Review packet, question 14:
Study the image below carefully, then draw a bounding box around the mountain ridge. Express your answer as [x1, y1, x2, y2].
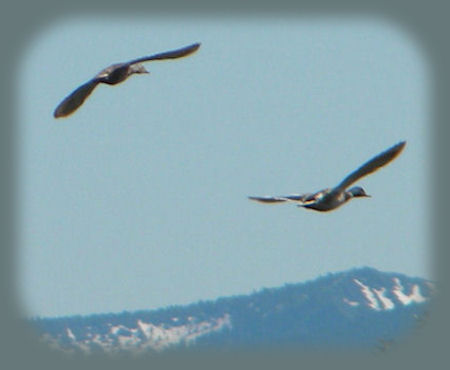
[31, 266, 433, 354]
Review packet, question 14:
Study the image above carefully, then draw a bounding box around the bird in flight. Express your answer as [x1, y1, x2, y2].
[53, 42, 201, 118]
[248, 141, 406, 212]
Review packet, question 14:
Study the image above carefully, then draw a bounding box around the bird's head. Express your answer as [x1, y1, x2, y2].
[348, 186, 371, 198]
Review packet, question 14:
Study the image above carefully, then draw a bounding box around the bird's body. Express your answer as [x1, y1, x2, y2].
[249, 141, 406, 212]
[94, 63, 136, 85]
[53, 42, 200, 118]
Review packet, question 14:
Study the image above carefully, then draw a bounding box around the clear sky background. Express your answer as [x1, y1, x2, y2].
[16, 15, 430, 318]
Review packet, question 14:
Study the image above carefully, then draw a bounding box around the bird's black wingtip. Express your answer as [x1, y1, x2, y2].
[53, 104, 75, 118]
[394, 140, 407, 152]
[53, 109, 62, 119]
[53, 105, 69, 118]
[381, 140, 407, 162]
[189, 42, 201, 51]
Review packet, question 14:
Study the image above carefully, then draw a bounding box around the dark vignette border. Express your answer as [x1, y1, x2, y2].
[1, 1, 448, 370]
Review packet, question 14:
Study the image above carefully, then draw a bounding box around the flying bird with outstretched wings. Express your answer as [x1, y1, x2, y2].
[53, 42, 201, 118]
[249, 141, 406, 212]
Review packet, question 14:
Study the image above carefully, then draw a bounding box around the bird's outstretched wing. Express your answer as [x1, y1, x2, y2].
[248, 194, 311, 204]
[53, 79, 100, 118]
[127, 43, 201, 65]
[334, 141, 406, 192]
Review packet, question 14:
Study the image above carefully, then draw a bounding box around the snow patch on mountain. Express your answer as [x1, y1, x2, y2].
[392, 278, 427, 305]
[373, 287, 395, 310]
[353, 279, 381, 310]
[40, 313, 232, 354]
[66, 327, 76, 341]
[342, 298, 360, 307]
[343, 276, 431, 311]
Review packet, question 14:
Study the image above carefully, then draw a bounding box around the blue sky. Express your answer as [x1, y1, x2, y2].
[16, 16, 430, 318]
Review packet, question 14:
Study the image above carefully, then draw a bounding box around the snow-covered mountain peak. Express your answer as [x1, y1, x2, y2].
[342, 273, 432, 312]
